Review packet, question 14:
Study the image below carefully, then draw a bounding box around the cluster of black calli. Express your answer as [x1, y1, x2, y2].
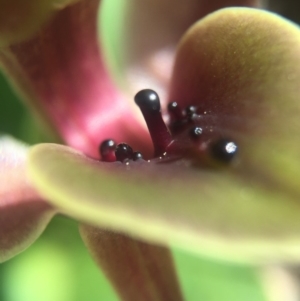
[99, 89, 238, 166]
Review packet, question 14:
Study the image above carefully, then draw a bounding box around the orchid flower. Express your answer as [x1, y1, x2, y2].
[1, 0, 300, 300]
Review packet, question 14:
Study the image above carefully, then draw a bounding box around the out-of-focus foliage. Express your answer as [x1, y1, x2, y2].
[0, 73, 27, 140]
[0, 211, 119, 301]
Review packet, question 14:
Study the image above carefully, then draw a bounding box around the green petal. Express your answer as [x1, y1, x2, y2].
[28, 143, 300, 263]
[169, 7, 300, 208]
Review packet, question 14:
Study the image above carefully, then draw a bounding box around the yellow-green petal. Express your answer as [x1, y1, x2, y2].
[28, 143, 300, 264]
[0, 0, 78, 46]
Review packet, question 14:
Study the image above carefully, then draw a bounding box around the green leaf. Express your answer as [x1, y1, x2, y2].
[173, 248, 266, 301]
[1, 216, 119, 301]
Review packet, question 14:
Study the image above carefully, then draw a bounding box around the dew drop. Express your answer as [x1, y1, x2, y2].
[185, 105, 197, 116]
[168, 101, 184, 120]
[189, 127, 203, 139]
[99, 139, 116, 162]
[133, 151, 143, 161]
[210, 139, 238, 163]
[115, 143, 134, 162]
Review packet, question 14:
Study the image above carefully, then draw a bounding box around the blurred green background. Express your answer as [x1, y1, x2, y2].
[1, 0, 299, 300]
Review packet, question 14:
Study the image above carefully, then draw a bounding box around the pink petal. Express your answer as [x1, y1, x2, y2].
[0, 136, 55, 262]
[0, 0, 151, 158]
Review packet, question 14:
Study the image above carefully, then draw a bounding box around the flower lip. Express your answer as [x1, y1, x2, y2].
[28, 142, 300, 264]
